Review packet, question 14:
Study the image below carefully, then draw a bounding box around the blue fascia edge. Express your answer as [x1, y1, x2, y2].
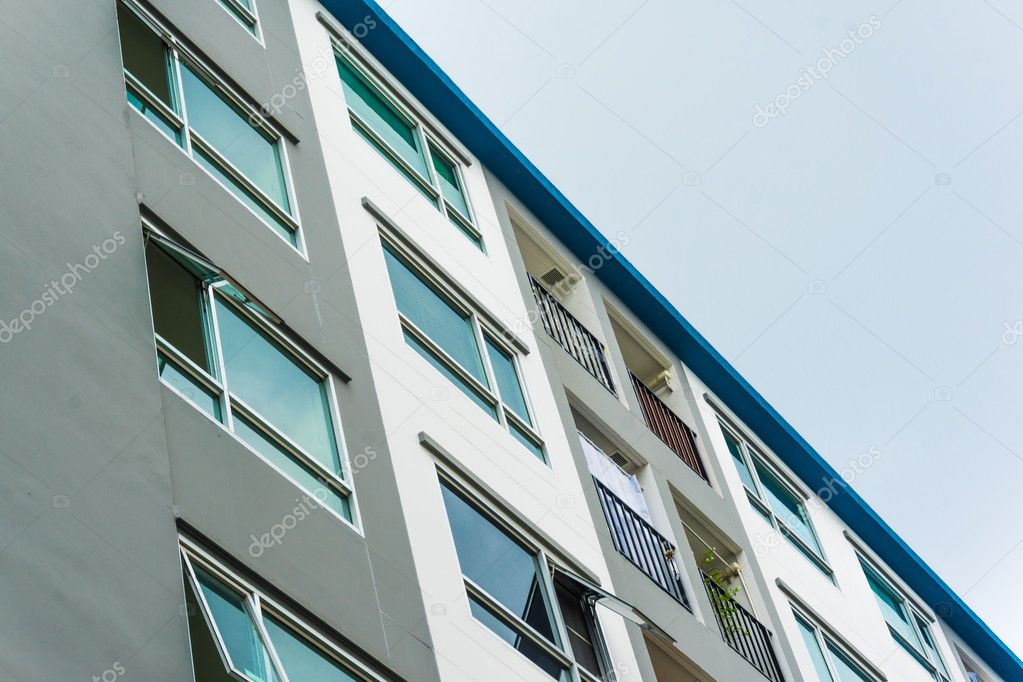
[322, 1, 1023, 677]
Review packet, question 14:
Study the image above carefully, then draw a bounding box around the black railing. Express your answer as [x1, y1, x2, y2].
[530, 277, 616, 394]
[593, 477, 689, 607]
[702, 571, 784, 682]
[630, 372, 708, 481]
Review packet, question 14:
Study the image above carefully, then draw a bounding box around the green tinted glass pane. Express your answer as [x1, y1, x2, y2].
[485, 337, 529, 423]
[180, 65, 289, 211]
[193, 149, 295, 244]
[915, 614, 948, 676]
[351, 124, 437, 206]
[509, 420, 545, 463]
[233, 417, 352, 521]
[127, 87, 181, 143]
[864, 568, 919, 647]
[430, 147, 469, 218]
[336, 57, 428, 179]
[184, 573, 238, 682]
[468, 596, 569, 681]
[721, 428, 756, 492]
[383, 246, 487, 385]
[215, 298, 340, 473]
[116, 4, 173, 106]
[827, 643, 872, 682]
[754, 460, 821, 555]
[263, 615, 358, 682]
[440, 483, 557, 644]
[194, 568, 279, 682]
[158, 356, 222, 421]
[795, 614, 834, 682]
[403, 331, 497, 419]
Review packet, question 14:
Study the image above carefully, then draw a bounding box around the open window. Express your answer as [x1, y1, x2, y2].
[144, 223, 355, 523]
[181, 542, 376, 682]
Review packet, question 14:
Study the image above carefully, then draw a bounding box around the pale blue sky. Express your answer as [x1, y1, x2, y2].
[383, 0, 1023, 655]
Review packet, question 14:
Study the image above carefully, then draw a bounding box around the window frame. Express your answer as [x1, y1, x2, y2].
[858, 556, 951, 681]
[437, 475, 613, 682]
[333, 44, 483, 249]
[145, 225, 357, 529]
[718, 419, 834, 579]
[792, 606, 881, 682]
[216, 0, 262, 39]
[117, 0, 302, 253]
[381, 237, 546, 462]
[179, 537, 385, 682]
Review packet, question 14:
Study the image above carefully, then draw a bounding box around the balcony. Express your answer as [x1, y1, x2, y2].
[593, 477, 690, 608]
[530, 276, 616, 394]
[702, 571, 784, 682]
[630, 372, 708, 481]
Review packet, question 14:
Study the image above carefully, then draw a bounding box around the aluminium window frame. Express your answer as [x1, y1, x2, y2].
[791, 604, 882, 682]
[332, 42, 483, 248]
[857, 554, 951, 681]
[117, 0, 303, 255]
[179, 536, 385, 682]
[216, 0, 263, 41]
[144, 224, 358, 531]
[717, 418, 834, 579]
[437, 473, 612, 682]
[381, 234, 546, 462]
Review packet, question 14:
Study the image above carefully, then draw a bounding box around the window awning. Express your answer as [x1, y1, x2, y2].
[551, 564, 675, 645]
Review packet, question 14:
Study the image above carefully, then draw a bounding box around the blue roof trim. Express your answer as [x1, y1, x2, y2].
[321, 2, 1022, 677]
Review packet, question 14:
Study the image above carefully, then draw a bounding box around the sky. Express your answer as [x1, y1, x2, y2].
[381, 0, 1023, 656]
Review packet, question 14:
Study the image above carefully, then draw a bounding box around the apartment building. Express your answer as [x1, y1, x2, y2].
[0, 1, 1017, 681]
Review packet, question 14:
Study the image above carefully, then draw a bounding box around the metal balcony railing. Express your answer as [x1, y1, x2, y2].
[529, 276, 616, 394]
[593, 477, 689, 608]
[702, 571, 784, 682]
[630, 372, 708, 481]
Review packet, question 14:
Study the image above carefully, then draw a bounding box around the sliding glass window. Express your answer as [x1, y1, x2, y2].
[145, 233, 353, 521]
[440, 481, 611, 681]
[719, 422, 832, 579]
[335, 50, 481, 249]
[860, 559, 950, 681]
[793, 610, 876, 682]
[116, 2, 298, 247]
[382, 241, 545, 461]
[181, 544, 368, 682]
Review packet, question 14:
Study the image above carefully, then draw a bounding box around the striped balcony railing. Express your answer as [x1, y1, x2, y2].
[702, 571, 784, 682]
[593, 477, 689, 608]
[529, 276, 616, 395]
[630, 372, 708, 481]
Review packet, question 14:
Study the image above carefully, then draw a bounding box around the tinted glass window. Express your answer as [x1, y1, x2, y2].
[754, 461, 821, 554]
[383, 246, 487, 385]
[215, 298, 339, 472]
[263, 614, 359, 682]
[555, 582, 601, 677]
[721, 428, 756, 492]
[467, 596, 568, 681]
[193, 568, 279, 682]
[431, 147, 469, 218]
[336, 57, 428, 179]
[795, 614, 834, 682]
[440, 483, 556, 644]
[180, 64, 289, 211]
[486, 336, 530, 423]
